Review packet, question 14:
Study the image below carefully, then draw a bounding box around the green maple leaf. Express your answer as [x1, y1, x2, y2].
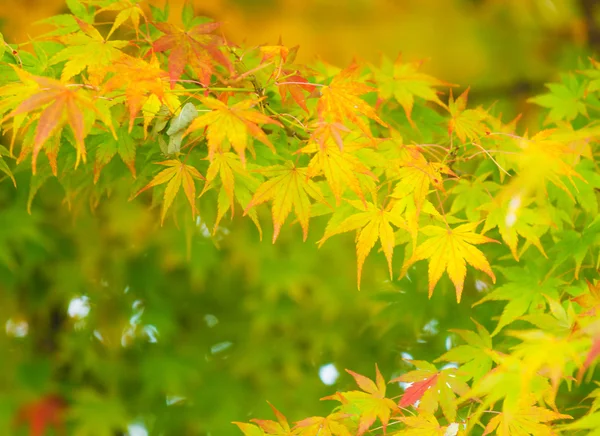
[372, 55, 450, 124]
[528, 73, 588, 125]
[49, 19, 129, 83]
[436, 319, 495, 383]
[474, 266, 562, 335]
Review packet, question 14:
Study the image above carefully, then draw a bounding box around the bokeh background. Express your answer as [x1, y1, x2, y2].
[0, 0, 599, 435]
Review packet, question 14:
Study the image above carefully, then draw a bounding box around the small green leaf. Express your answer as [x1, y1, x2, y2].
[66, 0, 88, 19]
[0, 32, 5, 58]
[182, 1, 195, 29]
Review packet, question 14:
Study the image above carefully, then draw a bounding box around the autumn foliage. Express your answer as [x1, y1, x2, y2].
[1, 0, 600, 435]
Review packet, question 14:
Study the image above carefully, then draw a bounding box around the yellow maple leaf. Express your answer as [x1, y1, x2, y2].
[319, 199, 407, 289]
[401, 222, 497, 302]
[299, 135, 377, 205]
[317, 63, 388, 137]
[447, 88, 489, 143]
[97, 0, 146, 38]
[244, 161, 327, 243]
[389, 145, 454, 218]
[396, 414, 455, 436]
[483, 396, 571, 436]
[134, 160, 204, 224]
[186, 97, 282, 164]
[201, 151, 262, 237]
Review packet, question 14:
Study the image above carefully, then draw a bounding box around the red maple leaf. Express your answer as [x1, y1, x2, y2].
[15, 395, 67, 436]
[151, 21, 233, 87]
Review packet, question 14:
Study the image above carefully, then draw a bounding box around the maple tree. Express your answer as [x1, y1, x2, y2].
[0, 0, 599, 435]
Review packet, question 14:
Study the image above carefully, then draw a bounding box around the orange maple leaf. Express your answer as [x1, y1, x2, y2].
[134, 159, 204, 224]
[317, 63, 388, 141]
[0, 68, 107, 174]
[152, 21, 232, 87]
[103, 55, 174, 132]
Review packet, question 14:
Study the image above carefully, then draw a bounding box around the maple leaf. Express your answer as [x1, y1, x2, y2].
[480, 197, 550, 261]
[299, 135, 377, 205]
[572, 279, 600, 321]
[0, 68, 108, 174]
[393, 360, 470, 423]
[319, 199, 408, 289]
[294, 413, 353, 436]
[483, 396, 571, 436]
[449, 173, 499, 222]
[96, 0, 146, 38]
[317, 63, 388, 139]
[249, 402, 294, 435]
[473, 266, 562, 335]
[528, 73, 587, 125]
[244, 161, 327, 243]
[186, 97, 282, 164]
[389, 145, 454, 219]
[373, 55, 451, 124]
[447, 88, 489, 143]
[395, 414, 456, 436]
[49, 19, 129, 84]
[278, 73, 316, 113]
[202, 151, 262, 236]
[436, 320, 495, 383]
[323, 365, 397, 435]
[504, 129, 587, 201]
[93, 128, 137, 182]
[133, 159, 204, 224]
[151, 21, 232, 87]
[233, 422, 266, 436]
[401, 222, 497, 302]
[103, 55, 179, 132]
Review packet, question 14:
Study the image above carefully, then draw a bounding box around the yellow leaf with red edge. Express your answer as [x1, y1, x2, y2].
[299, 135, 377, 205]
[0, 68, 103, 174]
[317, 63, 388, 138]
[250, 402, 294, 435]
[186, 97, 282, 164]
[134, 160, 204, 224]
[447, 88, 489, 143]
[244, 161, 327, 243]
[401, 222, 497, 302]
[319, 199, 407, 289]
[323, 365, 396, 435]
[483, 396, 571, 436]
